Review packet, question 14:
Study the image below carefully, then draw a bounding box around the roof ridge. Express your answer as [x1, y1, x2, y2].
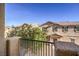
[40, 21, 60, 26]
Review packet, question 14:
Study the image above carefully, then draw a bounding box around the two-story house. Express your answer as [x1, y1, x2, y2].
[40, 21, 79, 45]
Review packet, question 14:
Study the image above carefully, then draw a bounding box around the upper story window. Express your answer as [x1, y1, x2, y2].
[52, 26, 58, 32]
[42, 28, 47, 32]
[62, 26, 68, 32]
[74, 26, 76, 32]
[74, 26, 79, 32]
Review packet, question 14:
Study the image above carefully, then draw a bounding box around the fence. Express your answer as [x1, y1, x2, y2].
[19, 39, 54, 56]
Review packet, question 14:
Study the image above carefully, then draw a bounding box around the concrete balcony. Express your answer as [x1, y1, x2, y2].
[0, 3, 6, 56]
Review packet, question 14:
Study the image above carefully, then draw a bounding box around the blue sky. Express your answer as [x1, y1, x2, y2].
[5, 3, 79, 26]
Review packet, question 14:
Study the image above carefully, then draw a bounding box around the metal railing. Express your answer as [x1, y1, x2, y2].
[19, 39, 54, 56]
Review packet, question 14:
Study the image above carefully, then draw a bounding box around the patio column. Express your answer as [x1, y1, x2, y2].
[0, 3, 5, 56]
[49, 33, 62, 56]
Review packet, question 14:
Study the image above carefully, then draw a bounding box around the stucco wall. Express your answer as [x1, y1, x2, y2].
[0, 3, 6, 56]
[46, 26, 79, 45]
[7, 37, 20, 56]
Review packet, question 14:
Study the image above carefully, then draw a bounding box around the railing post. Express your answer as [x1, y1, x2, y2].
[20, 39, 54, 56]
[6, 37, 20, 56]
[53, 44, 55, 56]
[6, 40, 10, 56]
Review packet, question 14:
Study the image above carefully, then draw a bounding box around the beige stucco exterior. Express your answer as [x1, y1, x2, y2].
[46, 26, 79, 45]
[0, 3, 6, 56]
[41, 22, 79, 45]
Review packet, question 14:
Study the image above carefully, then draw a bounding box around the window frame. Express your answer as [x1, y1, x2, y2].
[52, 26, 58, 32]
[62, 26, 68, 32]
[74, 26, 79, 32]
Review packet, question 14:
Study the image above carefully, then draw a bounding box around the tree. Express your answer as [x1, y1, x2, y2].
[16, 24, 47, 41]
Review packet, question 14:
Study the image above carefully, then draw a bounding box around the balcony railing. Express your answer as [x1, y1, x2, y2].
[19, 39, 54, 56]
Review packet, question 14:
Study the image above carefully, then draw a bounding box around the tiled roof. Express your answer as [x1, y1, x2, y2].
[40, 21, 60, 26]
[48, 33, 62, 39]
[57, 22, 79, 26]
[40, 21, 79, 27]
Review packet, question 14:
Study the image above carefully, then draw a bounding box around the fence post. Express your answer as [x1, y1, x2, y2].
[6, 39, 10, 56]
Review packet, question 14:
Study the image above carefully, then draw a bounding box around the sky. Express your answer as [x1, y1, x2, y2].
[5, 3, 79, 26]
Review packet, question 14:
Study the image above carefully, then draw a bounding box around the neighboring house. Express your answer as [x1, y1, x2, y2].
[40, 21, 79, 45]
[5, 23, 40, 38]
[5, 26, 14, 38]
[15, 23, 39, 30]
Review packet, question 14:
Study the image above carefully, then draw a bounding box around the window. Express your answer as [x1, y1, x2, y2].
[74, 26, 76, 32]
[76, 26, 79, 31]
[70, 38, 75, 43]
[74, 26, 79, 32]
[62, 26, 68, 32]
[53, 26, 58, 32]
[54, 39, 57, 42]
[42, 28, 47, 32]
